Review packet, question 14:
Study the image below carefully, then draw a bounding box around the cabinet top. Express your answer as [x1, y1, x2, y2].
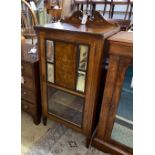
[34, 11, 120, 38]
[108, 31, 133, 45]
[21, 43, 38, 63]
[107, 31, 133, 58]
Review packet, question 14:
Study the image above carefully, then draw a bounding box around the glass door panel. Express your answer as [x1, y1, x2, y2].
[47, 86, 84, 127]
[46, 42, 89, 127]
[111, 66, 133, 148]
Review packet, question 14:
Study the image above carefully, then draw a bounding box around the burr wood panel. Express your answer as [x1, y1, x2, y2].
[55, 41, 77, 90]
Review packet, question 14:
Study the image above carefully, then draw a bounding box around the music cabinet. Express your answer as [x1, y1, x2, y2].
[92, 31, 133, 155]
[34, 11, 120, 141]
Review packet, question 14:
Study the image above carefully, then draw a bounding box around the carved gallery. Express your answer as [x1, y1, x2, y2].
[21, 0, 133, 154]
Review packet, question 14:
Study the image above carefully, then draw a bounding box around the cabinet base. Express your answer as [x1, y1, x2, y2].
[92, 137, 132, 155]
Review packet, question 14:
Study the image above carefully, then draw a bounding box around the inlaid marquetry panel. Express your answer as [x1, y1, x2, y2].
[55, 41, 77, 90]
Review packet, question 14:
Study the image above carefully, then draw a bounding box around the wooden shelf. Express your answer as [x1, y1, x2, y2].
[47, 82, 85, 98]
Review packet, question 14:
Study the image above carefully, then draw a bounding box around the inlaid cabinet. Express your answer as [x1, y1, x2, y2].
[34, 11, 120, 141]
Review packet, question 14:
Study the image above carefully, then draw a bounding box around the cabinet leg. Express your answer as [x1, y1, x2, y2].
[42, 116, 47, 126]
[33, 116, 40, 125]
[86, 137, 91, 148]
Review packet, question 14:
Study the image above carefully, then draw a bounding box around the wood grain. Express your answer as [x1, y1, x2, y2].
[55, 41, 77, 90]
[34, 13, 120, 140]
[21, 43, 41, 125]
[93, 31, 133, 154]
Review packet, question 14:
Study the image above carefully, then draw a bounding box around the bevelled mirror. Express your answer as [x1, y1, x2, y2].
[46, 40, 54, 63]
[47, 63, 54, 83]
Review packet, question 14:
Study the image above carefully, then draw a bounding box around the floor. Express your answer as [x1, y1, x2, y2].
[21, 112, 109, 155]
[21, 112, 55, 155]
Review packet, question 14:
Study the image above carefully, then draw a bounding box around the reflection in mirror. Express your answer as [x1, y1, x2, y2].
[47, 63, 54, 83]
[111, 66, 133, 148]
[46, 40, 54, 63]
[78, 45, 88, 71]
[76, 71, 86, 92]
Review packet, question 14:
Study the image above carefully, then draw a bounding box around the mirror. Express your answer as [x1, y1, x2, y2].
[78, 45, 88, 71]
[46, 40, 54, 63]
[76, 71, 86, 92]
[47, 63, 54, 83]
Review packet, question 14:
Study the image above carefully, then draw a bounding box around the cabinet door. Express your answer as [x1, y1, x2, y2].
[45, 40, 89, 127]
[111, 66, 133, 148]
[102, 64, 133, 150]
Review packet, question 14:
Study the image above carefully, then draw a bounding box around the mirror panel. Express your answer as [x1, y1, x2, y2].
[46, 40, 54, 63]
[76, 71, 86, 93]
[47, 63, 54, 83]
[78, 45, 88, 71]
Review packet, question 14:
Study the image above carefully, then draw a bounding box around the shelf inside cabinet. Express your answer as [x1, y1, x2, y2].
[47, 82, 85, 98]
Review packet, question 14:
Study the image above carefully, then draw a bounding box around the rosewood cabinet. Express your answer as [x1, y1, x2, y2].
[92, 31, 133, 154]
[21, 43, 41, 125]
[34, 11, 120, 140]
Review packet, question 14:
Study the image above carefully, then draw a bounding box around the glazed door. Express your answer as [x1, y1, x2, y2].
[105, 64, 133, 150]
[45, 40, 89, 127]
[110, 66, 133, 148]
